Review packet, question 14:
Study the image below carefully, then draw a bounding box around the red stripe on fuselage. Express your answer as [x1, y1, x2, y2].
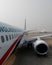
[0, 35, 23, 65]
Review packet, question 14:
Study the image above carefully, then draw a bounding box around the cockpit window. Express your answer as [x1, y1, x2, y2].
[1, 36, 5, 43]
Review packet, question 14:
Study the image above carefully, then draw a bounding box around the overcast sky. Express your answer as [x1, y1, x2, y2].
[0, 0, 52, 31]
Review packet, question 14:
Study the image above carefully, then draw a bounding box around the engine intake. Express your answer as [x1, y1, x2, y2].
[36, 44, 48, 53]
[33, 40, 49, 55]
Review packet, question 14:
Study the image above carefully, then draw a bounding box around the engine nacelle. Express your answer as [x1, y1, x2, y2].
[33, 40, 49, 55]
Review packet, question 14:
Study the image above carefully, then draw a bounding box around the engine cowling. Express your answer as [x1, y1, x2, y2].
[33, 40, 49, 55]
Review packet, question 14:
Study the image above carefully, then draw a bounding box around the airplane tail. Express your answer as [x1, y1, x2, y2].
[24, 19, 26, 30]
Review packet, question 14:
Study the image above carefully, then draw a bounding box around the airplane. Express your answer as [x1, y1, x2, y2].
[0, 21, 52, 65]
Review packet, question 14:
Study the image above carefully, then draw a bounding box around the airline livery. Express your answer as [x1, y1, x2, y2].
[0, 22, 52, 65]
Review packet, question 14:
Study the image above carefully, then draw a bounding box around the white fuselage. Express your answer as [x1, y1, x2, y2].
[0, 22, 24, 65]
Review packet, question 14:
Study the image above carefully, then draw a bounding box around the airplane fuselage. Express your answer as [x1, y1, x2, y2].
[0, 22, 24, 65]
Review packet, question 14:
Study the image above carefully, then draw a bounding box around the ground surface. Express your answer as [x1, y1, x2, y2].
[13, 46, 52, 65]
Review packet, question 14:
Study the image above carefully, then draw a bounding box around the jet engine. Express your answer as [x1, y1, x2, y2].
[33, 40, 49, 55]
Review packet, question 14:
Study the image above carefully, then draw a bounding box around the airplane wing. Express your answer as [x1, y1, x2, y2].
[18, 33, 52, 56]
[26, 34, 52, 42]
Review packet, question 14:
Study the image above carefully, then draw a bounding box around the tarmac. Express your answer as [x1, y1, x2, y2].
[13, 46, 52, 65]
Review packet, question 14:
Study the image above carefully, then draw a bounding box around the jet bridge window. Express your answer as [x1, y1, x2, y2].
[1, 36, 5, 43]
[5, 35, 8, 41]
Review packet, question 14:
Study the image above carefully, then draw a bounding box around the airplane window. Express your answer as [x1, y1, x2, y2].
[12, 34, 13, 39]
[14, 34, 17, 38]
[1, 36, 5, 43]
[14, 34, 16, 38]
[17, 34, 18, 36]
[9, 35, 11, 40]
[13, 34, 14, 38]
[15, 34, 16, 38]
[5, 35, 8, 41]
[16, 34, 18, 37]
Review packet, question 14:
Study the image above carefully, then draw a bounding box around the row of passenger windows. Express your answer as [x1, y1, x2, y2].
[1, 34, 18, 43]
